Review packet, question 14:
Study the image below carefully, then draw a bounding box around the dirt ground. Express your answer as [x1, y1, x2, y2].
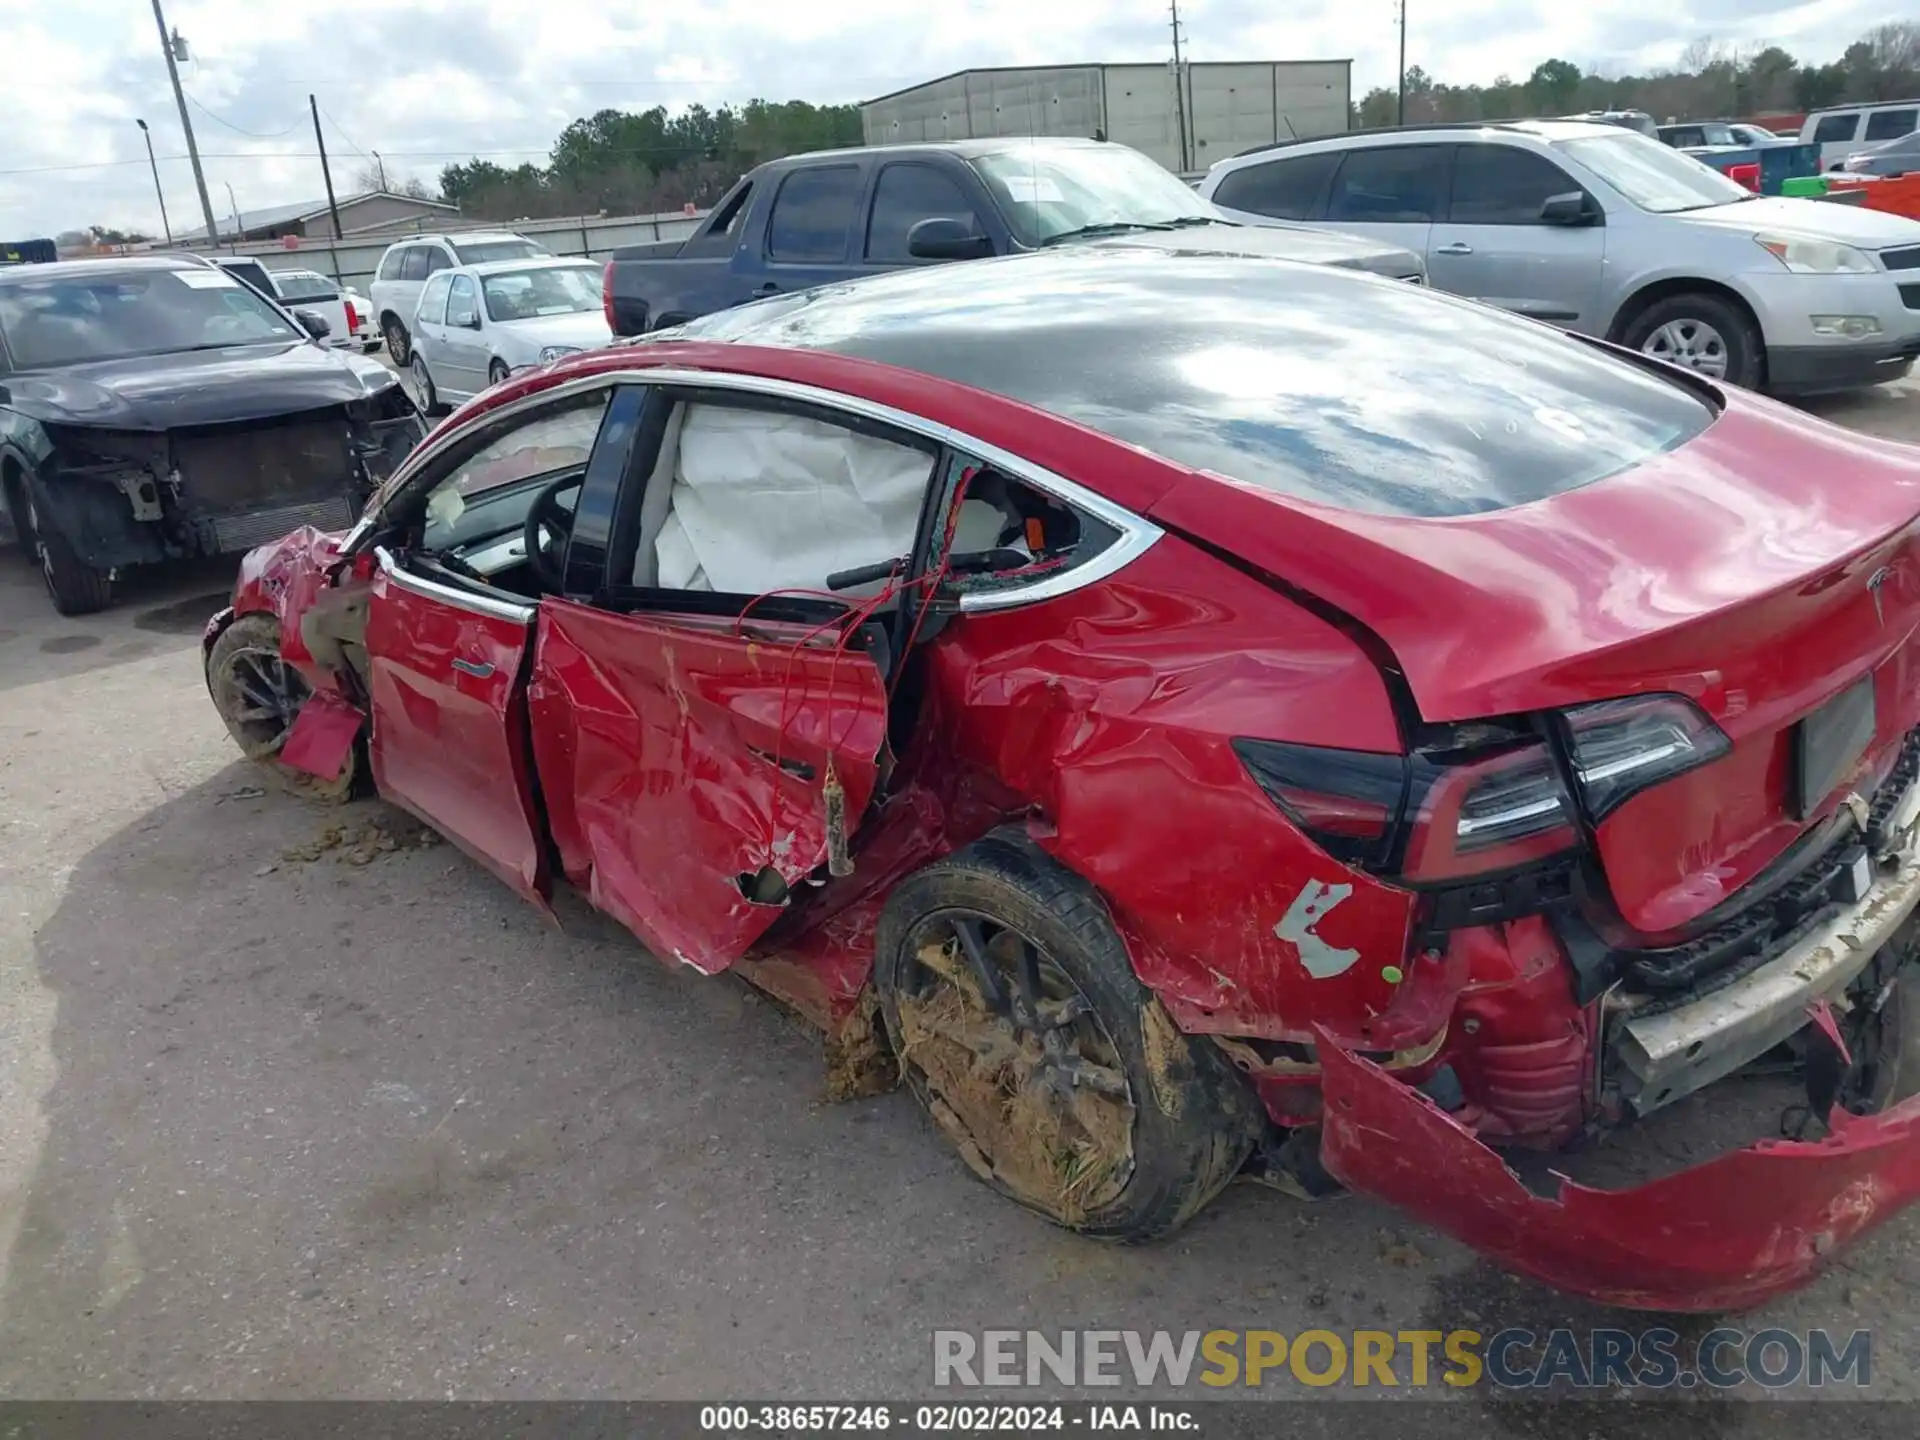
[2, 380, 1920, 1412]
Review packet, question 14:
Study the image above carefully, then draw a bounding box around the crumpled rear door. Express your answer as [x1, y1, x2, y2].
[528, 598, 890, 973]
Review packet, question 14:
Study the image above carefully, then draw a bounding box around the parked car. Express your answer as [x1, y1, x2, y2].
[1843, 129, 1920, 178]
[201, 258, 377, 354]
[407, 258, 611, 412]
[1559, 108, 1658, 138]
[1657, 120, 1798, 153]
[370, 232, 550, 365]
[1200, 119, 1920, 394]
[602, 138, 1426, 336]
[2, 238, 58, 266]
[206, 246, 1920, 1312]
[1803, 100, 1920, 169]
[271, 268, 380, 353]
[0, 256, 425, 613]
[342, 287, 378, 350]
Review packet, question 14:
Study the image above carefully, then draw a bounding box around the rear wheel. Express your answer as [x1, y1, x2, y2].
[1623, 292, 1763, 389]
[383, 316, 411, 366]
[206, 613, 362, 803]
[874, 829, 1258, 1241]
[23, 488, 112, 615]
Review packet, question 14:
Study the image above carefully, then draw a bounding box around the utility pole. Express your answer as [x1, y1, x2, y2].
[1169, 0, 1190, 173]
[134, 119, 173, 245]
[1397, 0, 1409, 125]
[311, 95, 344, 240]
[150, 0, 219, 244]
[224, 182, 243, 249]
[372, 151, 388, 192]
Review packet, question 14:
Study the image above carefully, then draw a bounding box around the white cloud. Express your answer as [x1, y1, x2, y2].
[0, 0, 1892, 236]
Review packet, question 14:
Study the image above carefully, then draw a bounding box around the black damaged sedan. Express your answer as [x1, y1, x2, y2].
[0, 256, 425, 613]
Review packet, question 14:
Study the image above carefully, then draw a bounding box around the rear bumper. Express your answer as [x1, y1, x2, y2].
[1315, 768, 1920, 1311]
[1318, 1035, 1920, 1312]
[1614, 776, 1920, 1114]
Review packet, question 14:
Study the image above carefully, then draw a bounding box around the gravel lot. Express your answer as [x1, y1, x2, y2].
[2, 379, 1920, 1412]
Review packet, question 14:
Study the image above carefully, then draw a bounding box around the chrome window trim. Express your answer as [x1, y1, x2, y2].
[373, 545, 535, 626]
[346, 365, 1160, 611]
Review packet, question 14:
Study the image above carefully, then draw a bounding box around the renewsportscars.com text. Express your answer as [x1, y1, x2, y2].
[932, 1328, 1872, 1390]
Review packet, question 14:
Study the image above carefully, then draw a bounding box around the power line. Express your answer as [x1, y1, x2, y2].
[184, 91, 306, 139]
[315, 101, 375, 163]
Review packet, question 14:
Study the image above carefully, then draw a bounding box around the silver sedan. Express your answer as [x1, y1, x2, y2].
[407, 258, 612, 411]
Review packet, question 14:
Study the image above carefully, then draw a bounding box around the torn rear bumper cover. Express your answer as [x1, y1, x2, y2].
[1318, 1036, 1920, 1312]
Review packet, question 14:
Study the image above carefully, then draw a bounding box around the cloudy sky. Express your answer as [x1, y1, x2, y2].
[0, 0, 1897, 237]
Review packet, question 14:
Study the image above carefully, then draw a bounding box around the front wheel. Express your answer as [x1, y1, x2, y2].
[488, 359, 510, 389]
[25, 490, 112, 615]
[1623, 292, 1763, 389]
[874, 829, 1259, 1241]
[411, 352, 440, 415]
[383, 317, 411, 366]
[206, 613, 362, 803]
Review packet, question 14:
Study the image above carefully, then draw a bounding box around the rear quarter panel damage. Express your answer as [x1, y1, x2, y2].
[905, 537, 1436, 1047]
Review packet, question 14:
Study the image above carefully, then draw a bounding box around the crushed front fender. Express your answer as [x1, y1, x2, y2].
[1316, 1031, 1920, 1312]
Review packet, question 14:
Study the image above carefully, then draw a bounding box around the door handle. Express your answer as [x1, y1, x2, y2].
[451, 658, 495, 679]
[752, 282, 781, 296]
[1435, 242, 1474, 256]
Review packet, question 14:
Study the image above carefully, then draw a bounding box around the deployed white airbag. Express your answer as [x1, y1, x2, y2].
[654, 404, 934, 595]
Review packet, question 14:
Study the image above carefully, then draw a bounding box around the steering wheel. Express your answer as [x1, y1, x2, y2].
[523, 474, 583, 593]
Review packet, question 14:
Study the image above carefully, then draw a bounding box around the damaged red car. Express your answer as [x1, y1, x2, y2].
[204, 248, 1920, 1311]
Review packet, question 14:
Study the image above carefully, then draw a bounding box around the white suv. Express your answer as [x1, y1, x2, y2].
[369, 232, 549, 364]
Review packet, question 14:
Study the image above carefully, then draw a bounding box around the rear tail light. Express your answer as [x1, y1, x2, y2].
[1399, 742, 1577, 881]
[343, 297, 360, 333]
[602, 261, 615, 333]
[1561, 695, 1729, 820]
[1235, 695, 1728, 884]
[1232, 741, 1403, 867]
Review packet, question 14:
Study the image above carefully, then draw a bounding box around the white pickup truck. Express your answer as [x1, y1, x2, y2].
[210, 256, 380, 353]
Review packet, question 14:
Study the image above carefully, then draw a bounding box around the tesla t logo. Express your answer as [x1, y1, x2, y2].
[1868, 565, 1893, 627]
[1275, 880, 1361, 980]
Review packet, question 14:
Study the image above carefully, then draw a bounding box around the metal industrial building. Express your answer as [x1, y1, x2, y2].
[859, 62, 1352, 175]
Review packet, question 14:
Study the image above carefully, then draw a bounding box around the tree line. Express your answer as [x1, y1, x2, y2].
[423, 24, 1919, 223]
[438, 99, 862, 220]
[1356, 22, 1919, 128]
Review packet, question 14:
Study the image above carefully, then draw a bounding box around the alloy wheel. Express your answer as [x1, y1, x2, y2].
[24, 494, 54, 598]
[1642, 317, 1729, 378]
[217, 645, 310, 753]
[411, 352, 436, 411]
[893, 907, 1136, 1220]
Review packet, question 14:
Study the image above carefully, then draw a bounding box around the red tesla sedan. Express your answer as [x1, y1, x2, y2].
[205, 249, 1920, 1311]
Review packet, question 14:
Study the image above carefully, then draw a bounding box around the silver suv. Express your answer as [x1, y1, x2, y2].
[1200, 120, 1920, 394]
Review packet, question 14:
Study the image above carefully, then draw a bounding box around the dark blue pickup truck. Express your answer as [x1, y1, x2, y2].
[604, 138, 1425, 335]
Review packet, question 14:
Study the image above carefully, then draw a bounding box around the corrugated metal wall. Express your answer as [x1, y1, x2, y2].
[164, 208, 708, 294]
[862, 62, 1352, 173]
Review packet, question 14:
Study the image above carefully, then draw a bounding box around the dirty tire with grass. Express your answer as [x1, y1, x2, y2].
[875, 828, 1259, 1241]
[206, 613, 364, 804]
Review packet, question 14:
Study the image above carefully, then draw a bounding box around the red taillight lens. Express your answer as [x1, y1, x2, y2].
[602, 261, 615, 333]
[1561, 694, 1730, 821]
[344, 298, 359, 332]
[1233, 740, 1405, 867]
[1235, 736, 1578, 881]
[1237, 696, 1726, 885]
[1399, 742, 1578, 882]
